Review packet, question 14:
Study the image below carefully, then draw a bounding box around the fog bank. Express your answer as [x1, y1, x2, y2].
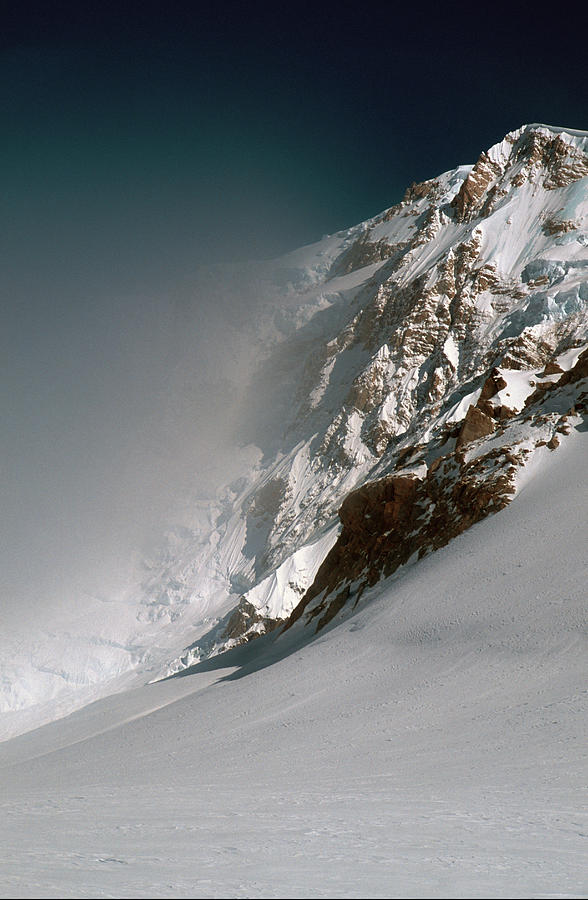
[0, 257, 273, 636]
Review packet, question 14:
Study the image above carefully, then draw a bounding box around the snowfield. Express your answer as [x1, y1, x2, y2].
[0, 427, 586, 899]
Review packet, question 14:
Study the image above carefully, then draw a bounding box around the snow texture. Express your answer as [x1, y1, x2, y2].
[0, 428, 586, 898]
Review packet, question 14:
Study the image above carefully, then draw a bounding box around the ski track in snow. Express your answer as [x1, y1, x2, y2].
[0, 430, 586, 898]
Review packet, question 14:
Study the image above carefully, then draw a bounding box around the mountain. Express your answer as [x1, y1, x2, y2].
[0, 122, 586, 898]
[1, 123, 587, 740]
[161, 122, 588, 671]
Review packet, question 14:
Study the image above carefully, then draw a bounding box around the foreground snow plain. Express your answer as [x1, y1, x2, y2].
[0, 428, 586, 898]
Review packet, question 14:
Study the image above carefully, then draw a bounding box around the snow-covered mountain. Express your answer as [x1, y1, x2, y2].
[1, 122, 587, 739]
[161, 121, 588, 670]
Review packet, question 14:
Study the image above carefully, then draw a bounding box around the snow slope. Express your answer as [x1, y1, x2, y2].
[0, 426, 586, 899]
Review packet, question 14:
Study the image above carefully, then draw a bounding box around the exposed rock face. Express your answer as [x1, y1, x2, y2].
[525, 346, 588, 406]
[542, 217, 578, 236]
[223, 599, 284, 643]
[476, 368, 510, 417]
[451, 127, 588, 223]
[329, 234, 405, 277]
[402, 178, 441, 203]
[285, 357, 588, 634]
[542, 360, 564, 376]
[287, 439, 523, 633]
[539, 134, 588, 188]
[455, 405, 496, 448]
[559, 346, 588, 384]
[452, 151, 505, 222]
[479, 368, 508, 400]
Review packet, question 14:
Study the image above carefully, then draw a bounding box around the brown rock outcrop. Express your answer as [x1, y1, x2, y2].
[224, 599, 284, 644]
[451, 152, 503, 222]
[286, 341, 588, 636]
[456, 405, 496, 448]
[402, 179, 440, 203]
[451, 129, 588, 224]
[557, 346, 588, 385]
[286, 439, 524, 634]
[286, 474, 420, 631]
[525, 346, 588, 407]
[542, 360, 564, 376]
[542, 218, 578, 236]
[478, 368, 508, 401]
[330, 235, 402, 277]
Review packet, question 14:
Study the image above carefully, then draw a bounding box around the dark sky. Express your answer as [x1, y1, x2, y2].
[3, 2, 586, 272]
[1, 1, 586, 622]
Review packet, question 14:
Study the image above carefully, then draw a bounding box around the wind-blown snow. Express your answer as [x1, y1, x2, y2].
[0, 428, 586, 898]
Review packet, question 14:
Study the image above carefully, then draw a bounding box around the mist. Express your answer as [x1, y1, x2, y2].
[0, 239, 278, 636]
[0, 40, 331, 636]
